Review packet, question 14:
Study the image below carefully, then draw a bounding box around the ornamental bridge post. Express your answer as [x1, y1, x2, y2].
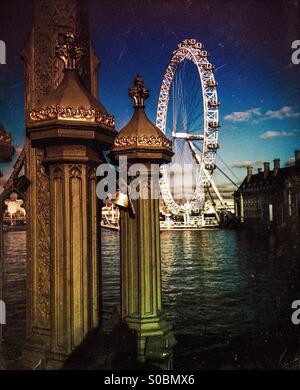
[21, 0, 102, 369]
[25, 32, 116, 369]
[111, 75, 176, 369]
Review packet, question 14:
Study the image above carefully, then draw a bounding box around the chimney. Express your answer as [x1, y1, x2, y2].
[247, 166, 253, 182]
[257, 168, 262, 174]
[263, 162, 270, 179]
[295, 150, 300, 165]
[273, 159, 280, 175]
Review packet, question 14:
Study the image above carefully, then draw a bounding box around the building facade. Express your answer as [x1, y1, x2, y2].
[234, 151, 300, 231]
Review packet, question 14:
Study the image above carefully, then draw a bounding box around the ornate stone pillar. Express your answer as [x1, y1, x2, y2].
[112, 76, 176, 368]
[26, 33, 116, 368]
[22, 0, 101, 368]
[47, 162, 98, 366]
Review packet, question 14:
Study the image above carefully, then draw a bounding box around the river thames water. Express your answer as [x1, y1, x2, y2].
[2, 228, 300, 369]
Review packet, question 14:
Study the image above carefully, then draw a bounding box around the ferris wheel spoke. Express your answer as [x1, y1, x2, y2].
[173, 132, 204, 141]
[187, 140, 202, 165]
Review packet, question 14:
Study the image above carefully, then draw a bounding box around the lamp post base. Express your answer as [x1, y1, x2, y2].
[125, 312, 177, 369]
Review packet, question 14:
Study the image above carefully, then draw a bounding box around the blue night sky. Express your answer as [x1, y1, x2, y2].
[0, 0, 300, 194]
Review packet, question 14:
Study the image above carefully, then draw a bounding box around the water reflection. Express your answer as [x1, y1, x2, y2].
[1, 230, 26, 358]
[161, 230, 300, 335]
[102, 228, 300, 368]
[101, 229, 120, 331]
[2, 228, 300, 368]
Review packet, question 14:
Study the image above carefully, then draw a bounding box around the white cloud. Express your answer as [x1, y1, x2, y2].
[224, 108, 261, 122]
[285, 157, 295, 167]
[260, 130, 295, 139]
[265, 106, 300, 120]
[217, 182, 238, 194]
[232, 160, 253, 168]
[232, 160, 265, 169]
[224, 106, 300, 124]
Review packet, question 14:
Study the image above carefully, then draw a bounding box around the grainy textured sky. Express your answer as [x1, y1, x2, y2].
[0, 0, 300, 193]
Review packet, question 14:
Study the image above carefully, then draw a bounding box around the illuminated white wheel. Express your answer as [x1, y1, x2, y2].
[156, 38, 220, 215]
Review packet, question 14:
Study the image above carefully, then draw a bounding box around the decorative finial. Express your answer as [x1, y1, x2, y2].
[56, 32, 83, 70]
[128, 75, 150, 108]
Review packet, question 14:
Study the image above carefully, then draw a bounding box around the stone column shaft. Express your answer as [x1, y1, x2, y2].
[121, 180, 162, 321]
[112, 74, 175, 368]
[47, 159, 99, 365]
[119, 173, 175, 367]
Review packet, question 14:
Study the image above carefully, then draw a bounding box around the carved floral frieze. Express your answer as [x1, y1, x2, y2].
[29, 105, 115, 128]
[114, 135, 172, 150]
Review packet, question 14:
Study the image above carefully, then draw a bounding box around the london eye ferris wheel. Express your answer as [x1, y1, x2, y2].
[156, 39, 220, 216]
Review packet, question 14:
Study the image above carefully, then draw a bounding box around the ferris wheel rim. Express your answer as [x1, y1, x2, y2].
[156, 38, 219, 215]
